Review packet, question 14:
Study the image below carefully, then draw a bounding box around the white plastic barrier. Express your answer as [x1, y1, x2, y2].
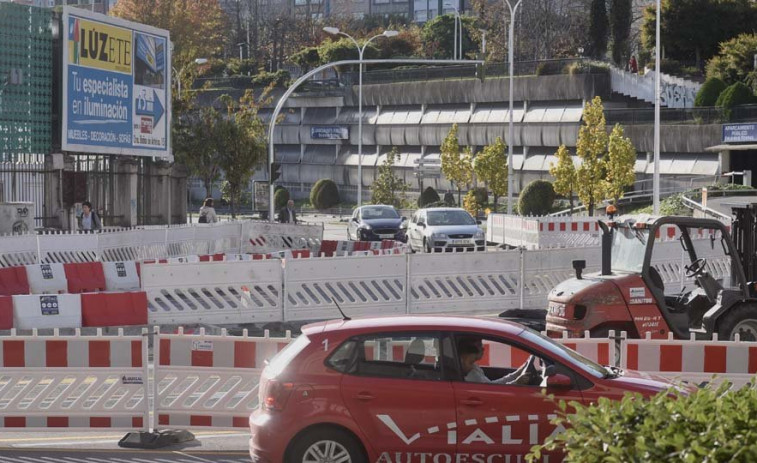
[621, 333, 757, 389]
[37, 232, 99, 263]
[408, 251, 522, 315]
[284, 254, 407, 321]
[0, 234, 38, 267]
[243, 221, 323, 254]
[142, 260, 284, 325]
[167, 255, 200, 264]
[12, 294, 82, 329]
[0, 328, 149, 431]
[521, 247, 603, 310]
[102, 261, 141, 291]
[98, 229, 141, 262]
[25, 262, 68, 294]
[153, 327, 290, 429]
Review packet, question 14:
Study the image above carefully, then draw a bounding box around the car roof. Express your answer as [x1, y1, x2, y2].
[420, 207, 466, 212]
[301, 315, 525, 337]
[359, 205, 396, 209]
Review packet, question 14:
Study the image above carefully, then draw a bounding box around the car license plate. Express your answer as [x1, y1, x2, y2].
[379, 234, 394, 239]
[451, 239, 470, 245]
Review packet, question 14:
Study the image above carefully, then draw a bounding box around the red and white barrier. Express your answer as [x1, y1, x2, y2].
[12, 294, 82, 329]
[621, 333, 757, 388]
[0, 296, 12, 330]
[154, 328, 291, 428]
[64, 262, 106, 294]
[0, 329, 149, 431]
[0, 266, 30, 296]
[25, 263, 68, 294]
[81, 292, 148, 327]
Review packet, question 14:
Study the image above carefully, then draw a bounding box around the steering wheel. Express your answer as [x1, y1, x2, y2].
[511, 355, 542, 386]
[685, 257, 708, 278]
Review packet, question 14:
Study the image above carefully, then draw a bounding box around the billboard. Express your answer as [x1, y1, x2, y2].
[61, 7, 172, 160]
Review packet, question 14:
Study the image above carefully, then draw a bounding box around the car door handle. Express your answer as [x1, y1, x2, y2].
[354, 392, 375, 401]
[460, 398, 483, 406]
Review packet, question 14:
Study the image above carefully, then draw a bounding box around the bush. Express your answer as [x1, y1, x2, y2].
[251, 70, 290, 88]
[443, 192, 456, 206]
[705, 33, 757, 85]
[716, 81, 757, 108]
[418, 186, 441, 207]
[274, 187, 290, 210]
[695, 77, 727, 107]
[517, 180, 555, 216]
[528, 382, 757, 463]
[535, 61, 563, 76]
[310, 179, 340, 210]
[472, 187, 488, 206]
[565, 62, 610, 75]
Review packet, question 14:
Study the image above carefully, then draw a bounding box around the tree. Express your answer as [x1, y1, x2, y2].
[705, 33, 757, 87]
[575, 96, 609, 216]
[110, 0, 226, 69]
[215, 91, 268, 218]
[549, 145, 578, 215]
[605, 124, 636, 205]
[173, 106, 224, 198]
[474, 137, 508, 211]
[588, 0, 609, 59]
[371, 148, 408, 208]
[609, 0, 632, 67]
[641, 0, 757, 69]
[441, 124, 473, 206]
[420, 14, 477, 59]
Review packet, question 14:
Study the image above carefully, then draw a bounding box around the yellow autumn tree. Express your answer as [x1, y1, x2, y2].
[474, 137, 508, 211]
[549, 145, 578, 215]
[605, 124, 637, 205]
[575, 96, 609, 215]
[441, 124, 473, 206]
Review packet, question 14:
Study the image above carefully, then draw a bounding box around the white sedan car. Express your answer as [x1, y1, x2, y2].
[406, 207, 486, 252]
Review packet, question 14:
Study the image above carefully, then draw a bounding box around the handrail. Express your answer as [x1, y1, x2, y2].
[680, 195, 731, 222]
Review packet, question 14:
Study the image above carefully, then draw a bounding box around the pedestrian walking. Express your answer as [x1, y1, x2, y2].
[78, 201, 101, 232]
[198, 198, 218, 223]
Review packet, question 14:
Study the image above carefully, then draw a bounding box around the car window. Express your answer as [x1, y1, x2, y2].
[428, 210, 476, 226]
[453, 334, 551, 387]
[363, 207, 399, 219]
[327, 333, 443, 381]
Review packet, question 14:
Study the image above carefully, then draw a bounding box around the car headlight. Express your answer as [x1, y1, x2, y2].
[474, 230, 484, 239]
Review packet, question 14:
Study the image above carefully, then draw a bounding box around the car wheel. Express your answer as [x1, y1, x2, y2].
[718, 304, 757, 341]
[424, 239, 432, 253]
[347, 229, 352, 240]
[288, 428, 366, 463]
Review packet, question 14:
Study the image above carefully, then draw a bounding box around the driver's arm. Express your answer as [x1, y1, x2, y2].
[491, 360, 529, 385]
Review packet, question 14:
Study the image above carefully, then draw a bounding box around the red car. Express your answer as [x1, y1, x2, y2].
[249, 316, 684, 463]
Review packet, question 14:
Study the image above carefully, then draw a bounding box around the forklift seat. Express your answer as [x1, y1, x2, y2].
[648, 266, 665, 294]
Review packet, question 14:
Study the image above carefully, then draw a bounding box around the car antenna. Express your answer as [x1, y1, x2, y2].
[331, 297, 351, 321]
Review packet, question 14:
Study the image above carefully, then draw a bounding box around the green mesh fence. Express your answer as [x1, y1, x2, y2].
[0, 3, 53, 161]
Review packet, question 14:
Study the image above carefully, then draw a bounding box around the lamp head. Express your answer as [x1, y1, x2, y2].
[383, 30, 399, 38]
[323, 26, 340, 35]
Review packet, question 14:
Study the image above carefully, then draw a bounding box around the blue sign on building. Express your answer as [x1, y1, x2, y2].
[311, 126, 349, 140]
[723, 123, 757, 144]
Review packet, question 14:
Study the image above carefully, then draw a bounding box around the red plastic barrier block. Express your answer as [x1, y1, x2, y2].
[64, 262, 106, 294]
[199, 254, 225, 262]
[290, 250, 311, 259]
[318, 240, 337, 257]
[353, 241, 371, 251]
[80, 292, 148, 327]
[0, 266, 30, 296]
[0, 296, 12, 330]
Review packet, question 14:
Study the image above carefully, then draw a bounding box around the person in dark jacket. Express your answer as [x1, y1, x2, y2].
[78, 201, 101, 232]
[278, 199, 298, 224]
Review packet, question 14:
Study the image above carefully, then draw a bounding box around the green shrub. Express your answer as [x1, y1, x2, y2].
[565, 62, 610, 75]
[418, 186, 441, 207]
[252, 70, 290, 88]
[274, 187, 290, 210]
[695, 77, 727, 107]
[716, 81, 757, 108]
[472, 187, 488, 206]
[310, 179, 340, 210]
[705, 33, 757, 85]
[443, 192, 456, 206]
[517, 180, 555, 216]
[535, 61, 562, 76]
[528, 382, 757, 463]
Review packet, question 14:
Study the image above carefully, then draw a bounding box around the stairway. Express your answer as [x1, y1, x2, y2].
[608, 65, 702, 109]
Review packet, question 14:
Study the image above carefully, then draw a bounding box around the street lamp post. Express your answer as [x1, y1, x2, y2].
[503, 0, 523, 215]
[653, 0, 661, 214]
[172, 58, 208, 96]
[324, 27, 398, 206]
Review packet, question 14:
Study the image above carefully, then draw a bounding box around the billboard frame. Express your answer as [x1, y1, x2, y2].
[61, 7, 172, 160]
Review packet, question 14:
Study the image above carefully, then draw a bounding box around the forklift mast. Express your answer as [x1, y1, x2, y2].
[730, 203, 757, 282]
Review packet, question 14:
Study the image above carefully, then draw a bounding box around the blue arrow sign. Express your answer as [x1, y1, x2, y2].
[135, 89, 164, 125]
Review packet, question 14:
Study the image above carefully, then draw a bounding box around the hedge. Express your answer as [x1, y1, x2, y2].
[274, 187, 290, 210]
[310, 179, 340, 210]
[695, 77, 727, 107]
[517, 180, 555, 216]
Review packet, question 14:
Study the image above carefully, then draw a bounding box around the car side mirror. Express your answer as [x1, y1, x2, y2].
[352, 217, 359, 223]
[400, 222, 408, 230]
[547, 373, 572, 389]
[418, 222, 425, 227]
[476, 219, 482, 225]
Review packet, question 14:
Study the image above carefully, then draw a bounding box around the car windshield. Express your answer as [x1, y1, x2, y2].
[519, 328, 607, 378]
[611, 226, 648, 273]
[427, 210, 475, 226]
[362, 207, 399, 219]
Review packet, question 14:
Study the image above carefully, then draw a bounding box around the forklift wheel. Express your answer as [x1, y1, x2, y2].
[718, 305, 757, 342]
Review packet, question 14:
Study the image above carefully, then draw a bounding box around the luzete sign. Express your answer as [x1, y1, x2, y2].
[62, 7, 172, 160]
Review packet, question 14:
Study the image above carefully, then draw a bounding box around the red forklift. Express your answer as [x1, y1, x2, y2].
[545, 205, 757, 341]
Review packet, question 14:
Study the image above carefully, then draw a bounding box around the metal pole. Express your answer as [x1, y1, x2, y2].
[453, 12, 458, 60]
[504, 0, 523, 215]
[266, 59, 480, 222]
[653, 0, 661, 214]
[358, 48, 364, 206]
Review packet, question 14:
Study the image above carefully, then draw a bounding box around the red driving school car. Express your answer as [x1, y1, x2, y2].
[249, 316, 682, 463]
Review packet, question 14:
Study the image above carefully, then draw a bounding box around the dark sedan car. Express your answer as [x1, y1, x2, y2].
[347, 205, 407, 242]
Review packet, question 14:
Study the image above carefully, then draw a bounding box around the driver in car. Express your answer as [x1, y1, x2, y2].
[458, 338, 541, 386]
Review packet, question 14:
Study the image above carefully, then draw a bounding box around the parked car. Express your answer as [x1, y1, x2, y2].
[407, 207, 485, 252]
[347, 205, 407, 242]
[249, 315, 688, 463]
